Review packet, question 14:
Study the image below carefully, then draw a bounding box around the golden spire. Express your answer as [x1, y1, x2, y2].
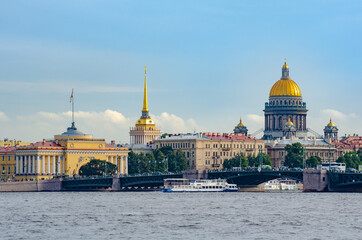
[142, 66, 148, 112]
[327, 118, 335, 127]
[283, 58, 289, 69]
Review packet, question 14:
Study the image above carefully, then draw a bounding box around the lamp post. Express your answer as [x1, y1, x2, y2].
[258, 145, 262, 172]
[302, 147, 306, 169]
[329, 145, 331, 171]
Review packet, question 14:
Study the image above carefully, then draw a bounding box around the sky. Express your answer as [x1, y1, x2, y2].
[0, 0, 361, 144]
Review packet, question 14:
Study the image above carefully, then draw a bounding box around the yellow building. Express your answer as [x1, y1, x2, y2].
[0, 147, 16, 181]
[0, 139, 30, 147]
[129, 67, 161, 145]
[0, 123, 129, 181]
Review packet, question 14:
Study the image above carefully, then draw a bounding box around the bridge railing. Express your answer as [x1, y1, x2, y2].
[121, 172, 182, 178]
[209, 168, 303, 173]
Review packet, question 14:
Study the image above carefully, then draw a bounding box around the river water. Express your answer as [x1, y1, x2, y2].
[0, 191, 361, 240]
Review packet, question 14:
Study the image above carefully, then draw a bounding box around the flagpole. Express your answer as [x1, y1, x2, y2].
[72, 93, 74, 124]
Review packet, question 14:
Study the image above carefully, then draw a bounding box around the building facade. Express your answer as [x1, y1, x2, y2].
[266, 137, 336, 167]
[0, 123, 129, 181]
[154, 133, 265, 171]
[129, 67, 161, 146]
[263, 61, 308, 140]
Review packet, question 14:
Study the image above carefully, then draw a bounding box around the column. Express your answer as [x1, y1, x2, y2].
[52, 155, 56, 174]
[28, 156, 31, 174]
[32, 156, 35, 174]
[62, 157, 65, 174]
[47, 155, 50, 174]
[36, 156, 40, 174]
[24, 155, 27, 174]
[16, 156, 19, 174]
[42, 156, 45, 174]
[112, 156, 115, 165]
[57, 157, 61, 175]
[125, 156, 128, 175]
[20, 156, 24, 174]
[120, 156, 124, 175]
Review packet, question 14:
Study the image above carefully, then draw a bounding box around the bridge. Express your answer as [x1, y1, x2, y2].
[208, 169, 303, 187]
[327, 171, 362, 192]
[62, 172, 183, 191]
[61, 169, 362, 192]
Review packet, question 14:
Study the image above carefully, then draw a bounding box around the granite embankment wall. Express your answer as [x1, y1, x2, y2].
[0, 179, 62, 192]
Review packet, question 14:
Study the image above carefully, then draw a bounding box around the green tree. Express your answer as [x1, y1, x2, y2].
[306, 156, 321, 168]
[338, 152, 361, 169]
[167, 152, 177, 172]
[284, 143, 304, 168]
[175, 149, 188, 171]
[153, 149, 167, 172]
[146, 152, 156, 172]
[79, 159, 116, 176]
[128, 151, 140, 174]
[223, 153, 247, 169]
[138, 153, 150, 173]
[247, 153, 271, 167]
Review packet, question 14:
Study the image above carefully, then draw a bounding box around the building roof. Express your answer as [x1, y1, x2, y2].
[0, 146, 16, 153]
[266, 137, 332, 148]
[158, 133, 211, 141]
[21, 141, 62, 149]
[204, 133, 260, 141]
[269, 61, 302, 97]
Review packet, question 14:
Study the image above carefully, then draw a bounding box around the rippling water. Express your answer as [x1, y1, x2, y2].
[0, 191, 361, 240]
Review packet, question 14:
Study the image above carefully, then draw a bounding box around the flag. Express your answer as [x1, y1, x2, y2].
[70, 89, 73, 103]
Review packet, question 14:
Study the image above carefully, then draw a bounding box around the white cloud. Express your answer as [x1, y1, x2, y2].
[321, 109, 349, 120]
[0, 112, 9, 121]
[246, 114, 264, 124]
[2, 110, 203, 144]
[151, 112, 201, 134]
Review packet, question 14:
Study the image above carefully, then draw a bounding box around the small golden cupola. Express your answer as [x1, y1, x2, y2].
[234, 118, 248, 135]
[269, 60, 302, 97]
[285, 117, 294, 126]
[327, 118, 335, 127]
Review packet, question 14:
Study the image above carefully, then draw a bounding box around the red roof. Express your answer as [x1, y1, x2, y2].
[0, 146, 16, 153]
[204, 133, 261, 141]
[21, 141, 62, 148]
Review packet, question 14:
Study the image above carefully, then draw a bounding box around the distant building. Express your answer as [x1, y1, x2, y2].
[233, 118, 248, 135]
[0, 139, 30, 147]
[0, 122, 129, 181]
[324, 118, 338, 141]
[129, 67, 161, 153]
[263, 61, 308, 140]
[154, 132, 265, 171]
[266, 137, 335, 167]
[333, 134, 362, 158]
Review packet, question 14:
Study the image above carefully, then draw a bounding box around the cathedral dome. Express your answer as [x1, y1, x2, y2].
[269, 79, 302, 97]
[269, 60, 302, 97]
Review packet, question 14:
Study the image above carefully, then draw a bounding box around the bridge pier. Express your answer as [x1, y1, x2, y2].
[303, 169, 328, 192]
[112, 175, 121, 191]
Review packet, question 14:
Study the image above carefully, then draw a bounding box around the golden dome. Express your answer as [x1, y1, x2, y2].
[237, 118, 245, 127]
[136, 118, 155, 126]
[285, 117, 294, 126]
[327, 118, 335, 127]
[269, 78, 302, 96]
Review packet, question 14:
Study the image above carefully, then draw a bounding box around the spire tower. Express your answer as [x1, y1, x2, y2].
[141, 66, 150, 119]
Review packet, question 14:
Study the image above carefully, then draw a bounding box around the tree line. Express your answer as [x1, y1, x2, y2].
[223, 152, 272, 169]
[128, 146, 188, 174]
[283, 142, 362, 169]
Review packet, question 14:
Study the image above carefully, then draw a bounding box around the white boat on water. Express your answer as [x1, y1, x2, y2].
[162, 178, 238, 192]
[264, 179, 298, 191]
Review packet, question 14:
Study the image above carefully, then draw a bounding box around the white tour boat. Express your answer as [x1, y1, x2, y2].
[162, 178, 238, 192]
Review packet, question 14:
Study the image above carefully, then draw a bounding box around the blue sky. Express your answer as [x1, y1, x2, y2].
[0, 0, 361, 143]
